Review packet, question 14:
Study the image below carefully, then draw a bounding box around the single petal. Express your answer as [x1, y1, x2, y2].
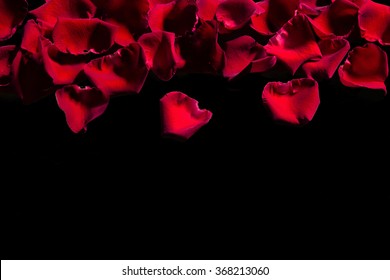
[149, 0, 198, 36]
[308, 0, 359, 39]
[216, 0, 257, 30]
[30, 0, 97, 28]
[222, 35, 275, 78]
[138, 31, 178, 81]
[358, 0, 390, 46]
[91, 0, 149, 36]
[250, 1, 274, 36]
[56, 85, 109, 133]
[0, 0, 28, 41]
[40, 37, 89, 85]
[197, 0, 221, 21]
[84, 43, 149, 97]
[176, 20, 224, 73]
[20, 20, 42, 56]
[267, 0, 300, 32]
[338, 43, 389, 93]
[301, 38, 350, 80]
[262, 78, 320, 125]
[332, 0, 368, 7]
[298, 0, 330, 17]
[0, 45, 16, 86]
[264, 14, 322, 75]
[160, 91, 213, 140]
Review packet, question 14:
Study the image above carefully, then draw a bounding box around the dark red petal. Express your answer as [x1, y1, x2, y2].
[177, 20, 224, 73]
[30, 0, 97, 28]
[0, 0, 28, 41]
[267, 0, 300, 32]
[298, 0, 329, 17]
[11, 50, 54, 104]
[332, 0, 367, 7]
[358, 1, 390, 46]
[20, 20, 42, 56]
[264, 14, 322, 75]
[308, 0, 359, 39]
[149, 0, 197, 36]
[52, 18, 131, 55]
[150, 0, 173, 9]
[197, 0, 221, 21]
[56, 85, 109, 133]
[222, 35, 276, 78]
[338, 43, 389, 93]
[160, 91, 213, 140]
[0, 45, 16, 86]
[216, 0, 257, 30]
[40, 37, 88, 85]
[301, 38, 350, 80]
[91, 0, 149, 36]
[138, 31, 179, 81]
[250, 1, 274, 36]
[262, 78, 320, 125]
[84, 43, 149, 97]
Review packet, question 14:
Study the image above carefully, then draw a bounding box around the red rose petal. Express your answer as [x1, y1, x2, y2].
[40, 37, 88, 85]
[176, 20, 224, 73]
[30, 0, 97, 28]
[160, 91, 213, 140]
[0, 45, 16, 86]
[149, 0, 198, 36]
[262, 78, 320, 125]
[308, 0, 359, 39]
[84, 43, 149, 97]
[250, 1, 274, 36]
[138, 31, 179, 81]
[264, 14, 322, 75]
[338, 43, 389, 93]
[332, 0, 367, 7]
[0, 0, 28, 41]
[91, 0, 149, 36]
[52, 18, 132, 55]
[301, 38, 350, 80]
[267, 0, 300, 32]
[56, 85, 109, 133]
[197, 0, 221, 21]
[20, 20, 41, 56]
[216, 0, 257, 30]
[222, 35, 276, 78]
[358, 0, 390, 46]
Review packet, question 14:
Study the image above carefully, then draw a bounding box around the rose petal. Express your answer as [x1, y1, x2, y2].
[0, 45, 16, 86]
[222, 35, 276, 78]
[262, 78, 320, 125]
[308, 0, 359, 39]
[149, 0, 198, 36]
[301, 38, 350, 80]
[358, 0, 390, 46]
[52, 18, 133, 55]
[20, 20, 41, 56]
[332, 0, 367, 7]
[0, 0, 28, 41]
[84, 43, 149, 97]
[138, 31, 179, 81]
[298, 0, 330, 17]
[338, 43, 389, 93]
[197, 0, 221, 21]
[176, 20, 224, 73]
[264, 14, 322, 75]
[267, 0, 300, 32]
[56, 85, 109, 133]
[160, 91, 213, 140]
[250, 1, 274, 36]
[30, 0, 97, 28]
[40, 37, 88, 85]
[216, 0, 257, 30]
[91, 0, 149, 36]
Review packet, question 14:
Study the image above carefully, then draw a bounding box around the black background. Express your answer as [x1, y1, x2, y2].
[1, 0, 389, 260]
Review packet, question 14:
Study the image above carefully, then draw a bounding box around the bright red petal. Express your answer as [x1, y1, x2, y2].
[197, 0, 221, 21]
[30, 0, 97, 28]
[301, 38, 350, 80]
[56, 85, 109, 133]
[262, 78, 320, 125]
[358, 0, 390, 46]
[20, 20, 42, 56]
[40, 37, 88, 85]
[308, 0, 359, 39]
[149, 0, 198, 36]
[264, 14, 322, 75]
[216, 0, 257, 30]
[250, 1, 274, 36]
[138, 31, 178, 81]
[84, 43, 149, 97]
[0, 0, 28, 41]
[338, 43, 389, 93]
[0, 45, 16, 86]
[160, 91, 213, 140]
